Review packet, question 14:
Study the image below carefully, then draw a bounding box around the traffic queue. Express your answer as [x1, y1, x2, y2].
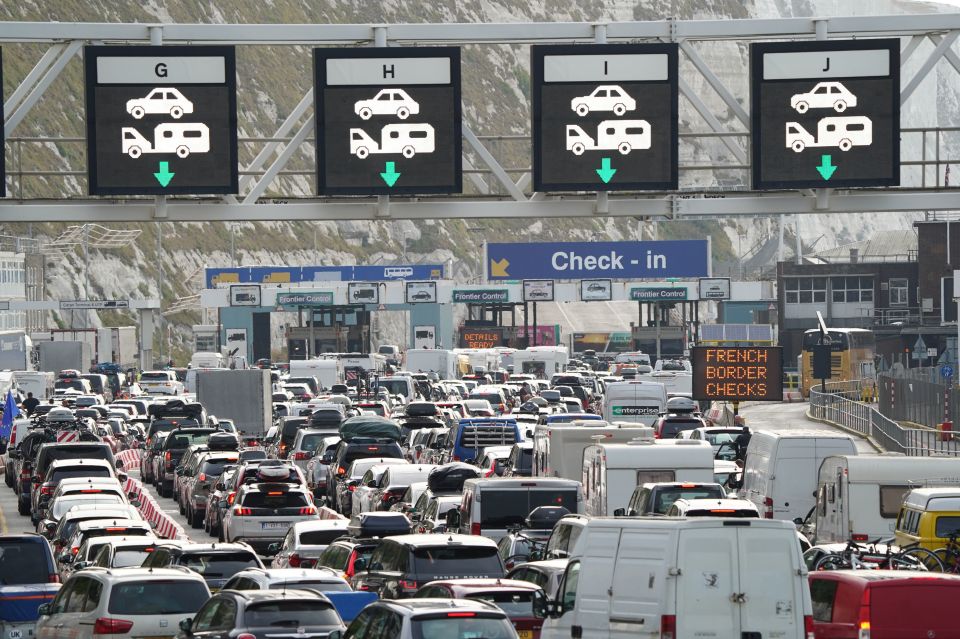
[1, 356, 960, 639]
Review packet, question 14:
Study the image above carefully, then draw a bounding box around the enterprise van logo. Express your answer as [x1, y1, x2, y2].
[612, 406, 660, 416]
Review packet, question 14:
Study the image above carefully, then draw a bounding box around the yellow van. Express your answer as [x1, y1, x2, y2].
[894, 487, 960, 551]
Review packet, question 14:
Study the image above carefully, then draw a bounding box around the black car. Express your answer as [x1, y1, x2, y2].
[139, 431, 168, 483]
[276, 417, 309, 459]
[326, 438, 404, 510]
[177, 589, 344, 639]
[156, 427, 217, 497]
[351, 534, 505, 599]
[25, 442, 115, 516]
[315, 537, 383, 583]
[142, 542, 263, 591]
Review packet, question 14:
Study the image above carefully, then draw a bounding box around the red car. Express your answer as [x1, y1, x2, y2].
[809, 569, 960, 638]
[414, 578, 543, 639]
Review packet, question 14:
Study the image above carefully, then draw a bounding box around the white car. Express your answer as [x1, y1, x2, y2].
[790, 81, 857, 113]
[36, 567, 210, 639]
[126, 87, 194, 119]
[571, 85, 637, 117]
[354, 89, 420, 120]
[223, 567, 351, 591]
[677, 426, 744, 453]
[222, 483, 319, 555]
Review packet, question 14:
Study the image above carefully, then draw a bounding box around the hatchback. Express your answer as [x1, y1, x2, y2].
[270, 519, 350, 569]
[178, 589, 345, 639]
[415, 579, 543, 639]
[336, 598, 517, 639]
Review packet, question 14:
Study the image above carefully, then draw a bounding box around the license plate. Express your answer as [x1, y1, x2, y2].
[261, 521, 289, 530]
[518, 632, 533, 639]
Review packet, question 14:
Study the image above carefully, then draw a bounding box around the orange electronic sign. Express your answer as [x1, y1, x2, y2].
[691, 346, 783, 401]
[459, 329, 503, 349]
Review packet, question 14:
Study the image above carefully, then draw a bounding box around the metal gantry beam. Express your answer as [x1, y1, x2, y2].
[1, 15, 960, 219]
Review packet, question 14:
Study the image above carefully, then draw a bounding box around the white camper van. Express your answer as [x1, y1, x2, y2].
[741, 429, 858, 521]
[510, 346, 569, 378]
[532, 422, 655, 480]
[288, 358, 343, 391]
[601, 380, 668, 426]
[582, 438, 714, 516]
[813, 454, 960, 543]
[535, 517, 813, 639]
[405, 349, 458, 380]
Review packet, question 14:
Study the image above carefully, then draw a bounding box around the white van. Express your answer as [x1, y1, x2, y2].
[536, 517, 813, 639]
[375, 376, 416, 404]
[288, 358, 342, 391]
[532, 422, 655, 480]
[451, 477, 584, 542]
[741, 429, 858, 521]
[405, 349, 458, 380]
[13, 371, 54, 401]
[601, 380, 667, 426]
[582, 439, 714, 516]
[813, 454, 960, 543]
[510, 346, 570, 378]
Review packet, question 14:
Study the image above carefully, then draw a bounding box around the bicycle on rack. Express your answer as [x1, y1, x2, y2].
[813, 538, 943, 572]
[502, 524, 549, 569]
[932, 530, 960, 574]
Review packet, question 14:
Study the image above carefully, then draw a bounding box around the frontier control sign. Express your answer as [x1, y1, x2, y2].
[692, 346, 783, 402]
[487, 240, 708, 281]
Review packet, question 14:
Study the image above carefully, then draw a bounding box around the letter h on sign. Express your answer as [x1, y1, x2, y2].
[382, 64, 395, 79]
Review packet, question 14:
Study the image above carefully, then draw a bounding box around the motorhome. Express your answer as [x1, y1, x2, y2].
[532, 421, 655, 481]
[288, 358, 343, 391]
[601, 380, 668, 426]
[582, 438, 714, 516]
[813, 454, 960, 543]
[511, 346, 569, 378]
[12, 371, 54, 400]
[454, 349, 502, 375]
[405, 349, 458, 380]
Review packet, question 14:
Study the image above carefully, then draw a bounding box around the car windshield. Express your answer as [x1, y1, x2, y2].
[659, 419, 702, 438]
[164, 432, 213, 449]
[704, 432, 739, 447]
[52, 495, 124, 519]
[242, 492, 310, 509]
[268, 580, 351, 592]
[179, 552, 260, 577]
[0, 540, 50, 585]
[107, 580, 209, 614]
[467, 591, 534, 618]
[50, 467, 113, 482]
[412, 616, 516, 639]
[200, 459, 234, 476]
[299, 529, 346, 546]
[411, 546, 502, 578]
[479, 490, 579, 527]
[299, 434, 332, 453]
[654, 487, 726, 514]
[245, 600, 341, 627]
[112, 548, 154, 568]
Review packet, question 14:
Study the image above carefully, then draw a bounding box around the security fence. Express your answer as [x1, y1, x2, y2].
[878, 367, 958, 430]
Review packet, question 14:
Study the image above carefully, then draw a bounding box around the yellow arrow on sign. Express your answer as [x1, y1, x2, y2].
[490, 258, 510, 277]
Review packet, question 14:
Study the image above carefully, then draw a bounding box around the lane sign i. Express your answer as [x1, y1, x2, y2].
[751, 39, 899, 190]
[84, 46, 238, 195]
[531, 43, 678, 192]
[314, 47, 462, 195]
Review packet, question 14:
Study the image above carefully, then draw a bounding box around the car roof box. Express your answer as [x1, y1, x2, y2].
[427, 462, 480, 494]
[207, 432, 239, 451]
[347, 512, 410, 538]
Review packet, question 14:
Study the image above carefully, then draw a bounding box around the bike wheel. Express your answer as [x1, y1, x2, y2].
[934, 548, 960, 574]
[902, 547, 945, 572]
[813, 553, 847, 571]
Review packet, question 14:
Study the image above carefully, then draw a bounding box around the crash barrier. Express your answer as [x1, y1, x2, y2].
[122, 475, 188, 540]
[810, 386, 960, 457]
[319, 506, 347, 520]
[115, 448, 140, 470]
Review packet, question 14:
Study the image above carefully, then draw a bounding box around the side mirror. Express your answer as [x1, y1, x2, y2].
[130, 499, 142, 508]
[179, 618, 193, 633]
[793, 517, 804, 526]
[58, 552, 73, 564]
[366, 481, 377, 488]
[267, 543, 280, 554]
[613, 508, 625, 517]
[115, 460, 126, 470]
[353, 557, 368, 572]
[328, 631, 342, 639]
[117, 472, 128, 483]
[37, 603, 51, 616]
[41, 521, 57, 537]
[321, 454, 335, 464]
[72, 561, 90, 570]
[8, 449, 20, 459]
[127, 491, 139, 500]
[445, 508, 462, 529]
[532, 590, 548, 619]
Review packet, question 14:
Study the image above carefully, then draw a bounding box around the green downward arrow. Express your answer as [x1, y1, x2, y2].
[596, 157, 616, 184]
[380, 161, 401, 187]
[154, 161, 175, 187]
[816, 154, 837, 181]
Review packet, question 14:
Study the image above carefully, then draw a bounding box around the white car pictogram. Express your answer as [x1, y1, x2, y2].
[790, 82, 858, 114]
[570, 85, 637, 117]
[126, 88, 194, 119]
[354, 89, 421, 120]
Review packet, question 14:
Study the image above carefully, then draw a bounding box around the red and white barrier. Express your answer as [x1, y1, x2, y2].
[123, 475, 188, 540]
[319, 506, 347, 521]
[115, 448, 140, 470]
[56, 430, 79, 443]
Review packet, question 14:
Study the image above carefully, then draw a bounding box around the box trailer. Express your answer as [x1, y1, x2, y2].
[196, 369, 272, 434]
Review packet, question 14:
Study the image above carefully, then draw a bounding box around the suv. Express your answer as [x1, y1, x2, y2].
[653, 413, 707, 439]
[351, 534, 504, 599]
[141, 542, 263, 590]
[342, 598, 516, 639]
[181, 451, 240, 529]
[0, 534, 60, 639]
[290, 428, 340, 472]
[36, 567, 209, 637]
[270, 520, 350, 569]
[172, 444, 210, 509]
[26, 442, 116, 516]
[223, 567, 351, 592]
[327, 439, 405, 510]
[221, 483, 319, 554]
[156, 427, 216, 497]
[618, 481, 728, 517]
[316, 538, 384, 582]
[31, 458, 118, 522]
[180, 589, 345, 638]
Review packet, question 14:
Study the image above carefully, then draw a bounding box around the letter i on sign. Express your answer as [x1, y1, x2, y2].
[603, 60, 608, 76]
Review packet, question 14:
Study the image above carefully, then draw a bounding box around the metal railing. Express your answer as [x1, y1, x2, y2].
[811, 382, 960, 457]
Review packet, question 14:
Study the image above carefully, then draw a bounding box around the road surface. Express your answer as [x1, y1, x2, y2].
[739, 401, 876, 453]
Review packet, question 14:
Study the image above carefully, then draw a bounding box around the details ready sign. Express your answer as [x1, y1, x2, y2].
[459, 328, 504, 349]
[487, 240, 708, 281]
[691, 346, 784, 401]
[452, 289, 509, 303]
[751, 39, 899, 190]
[629, 287, 688, 302]
[276, 292, 334, 308]
[85, 45, 238, 195]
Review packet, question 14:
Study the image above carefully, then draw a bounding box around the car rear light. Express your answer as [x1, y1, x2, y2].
[294, 452, 310, 461]
[366, 446, 378, 451]
[71, 546, 79, 555]
[852, 533, 868, 542]
[471, 522, 481, 535]
[268, 491, 283, 496]
[337, 467, 347, 476]
[227, 492, 236, 505]
[164, 451, 172, 461]
[805, 614, 815, 639]
[400, 579, 419, 592]
[660, 614, 676, 639]
[452, 455, 460, 462]
[348, 485, 357, 492]
[19, 469, 31, 480]
[382, 491, 401, 503]
[40, 485, 53, 495]
[198, 473, 207, 482]
[447, 611, 475, 618]
[48, 573, 60, 583]
[857, 587, 871, 639]
[299, 506, 317, 515]
[237, 634, 256, 639]
[288, 553, 301, 568]
[763, 496, 774, 519]
[81, 489, 103, 494]
[234, 507, 252, 516]
[93, 617, 133, 635]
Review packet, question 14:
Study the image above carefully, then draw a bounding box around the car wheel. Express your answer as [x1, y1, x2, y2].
[359, 107, 373, 120]
[574, 103, 589, 117]
[571, 142, 586, 156]
[4, 468, 12, 488]
[791, 140, 805, 153]
[170, 106, 183, 118]
[618, 142, 632, 155]
[794, 101, 808, 114]
[839, 138, 853, 152]
[402, 145, 416, 159]
[613, 103, 627, 116]
[131, 106, 145, 119]
[178, 498, 185, 515]
[18, 499, 29, 516]
[176, 145, 190, 159]
[355, 147, 369, 160]
[127, 146, 142, 159]
[397, 107, 410, 119]
[833, 100, 847, 112]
